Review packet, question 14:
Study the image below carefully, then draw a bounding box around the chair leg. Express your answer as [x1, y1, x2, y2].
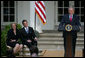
[22, 45, 24, 57]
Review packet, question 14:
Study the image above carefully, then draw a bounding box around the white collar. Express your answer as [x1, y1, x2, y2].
[24, 27, 28, 30]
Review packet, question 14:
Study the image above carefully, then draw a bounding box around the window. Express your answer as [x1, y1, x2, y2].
[74, 1, 84, 22]
[58, 1, 69, 22]
[1, 1, 15, 22]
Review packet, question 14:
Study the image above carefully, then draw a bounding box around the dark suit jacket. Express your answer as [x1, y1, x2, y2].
[59, 14, 81, 38]
[20, 27, 36, 44]
[6, 29, 20, 44]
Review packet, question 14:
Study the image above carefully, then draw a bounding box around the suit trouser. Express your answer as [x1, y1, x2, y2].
[64, 37, 77, 57]
[23, 41, 39, 55]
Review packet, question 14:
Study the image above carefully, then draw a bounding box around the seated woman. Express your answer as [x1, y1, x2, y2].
[6, 23, 23, 56]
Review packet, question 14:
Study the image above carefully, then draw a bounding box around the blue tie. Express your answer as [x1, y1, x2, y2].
[26, 27, 28, 33]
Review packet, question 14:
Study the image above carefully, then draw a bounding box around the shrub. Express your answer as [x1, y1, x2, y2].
[34, 30, 40, 38]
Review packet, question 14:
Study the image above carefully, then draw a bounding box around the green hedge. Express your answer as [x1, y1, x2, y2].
[1, 24, 40, 56]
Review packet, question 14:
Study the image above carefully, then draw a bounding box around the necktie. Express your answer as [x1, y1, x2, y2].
[70, 15, 72, 22]
[26, 27, 28, 33]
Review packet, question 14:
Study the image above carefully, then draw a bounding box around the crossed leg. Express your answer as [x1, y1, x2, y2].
[13, 44, 23, 54]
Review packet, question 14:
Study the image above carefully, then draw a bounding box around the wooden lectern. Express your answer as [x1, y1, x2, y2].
[65, 32, 72, 57]
[58, 24, 80, 57]
[65, 24, 73, 57]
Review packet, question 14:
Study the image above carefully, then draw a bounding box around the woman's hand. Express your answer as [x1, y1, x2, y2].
[34, 37, 38, 41]
[79, 26, 81, 30]
[27, 40, 32, 42]
[11, 39, 16, 42]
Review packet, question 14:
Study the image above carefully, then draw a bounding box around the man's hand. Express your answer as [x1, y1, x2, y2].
[79, 26, 81, 30]
[11, 39, 16, 42]
[27, 40, 32, 42]
[34, 37, 38, 41]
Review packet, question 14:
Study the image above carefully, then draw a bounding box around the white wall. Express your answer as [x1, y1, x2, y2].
[38, 1, 55, 30]
[17, 1, 30, 27]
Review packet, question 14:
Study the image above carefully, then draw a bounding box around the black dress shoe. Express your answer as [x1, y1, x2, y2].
[32, 53, 38, 57]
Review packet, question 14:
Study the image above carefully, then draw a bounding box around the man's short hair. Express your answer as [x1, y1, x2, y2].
[68, 7, 75, 11]
[22, 20, 28, 25]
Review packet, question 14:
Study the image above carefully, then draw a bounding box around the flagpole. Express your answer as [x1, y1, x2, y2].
[35, 12, 36, 30]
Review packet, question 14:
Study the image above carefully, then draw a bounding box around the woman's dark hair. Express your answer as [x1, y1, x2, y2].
[22, 20, 28, 25]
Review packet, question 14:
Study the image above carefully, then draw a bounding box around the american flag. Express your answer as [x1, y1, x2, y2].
[35, 1, 46, 25]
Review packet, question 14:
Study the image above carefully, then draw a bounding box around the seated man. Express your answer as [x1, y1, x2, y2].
[20, 20, 39, 57]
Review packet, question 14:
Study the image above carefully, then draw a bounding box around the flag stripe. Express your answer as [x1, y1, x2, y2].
[35, 2, 46, 19]
[35, 8, 45, 23]
[35, 1, 46, 16]
[35, 1, 46, 24]
[39, 1, 45, 11]
[41, 1, 45, 7]
[35, 6, 46, 22]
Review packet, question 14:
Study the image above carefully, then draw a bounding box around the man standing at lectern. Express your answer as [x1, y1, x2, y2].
[59, 7, 81, 57]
